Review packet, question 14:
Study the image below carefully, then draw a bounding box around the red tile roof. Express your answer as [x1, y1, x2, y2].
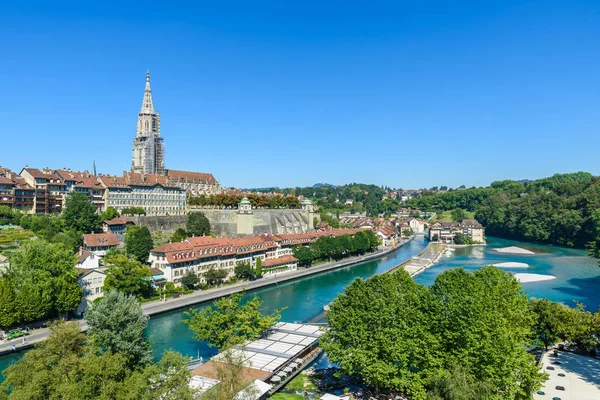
[102, 217, 134, 226]
[167, 169, 217, 184]
[262, 255, 298, 268]
[83, 232, 120, 248]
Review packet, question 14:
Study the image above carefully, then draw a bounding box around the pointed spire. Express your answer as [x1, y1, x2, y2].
[93, 160, 97, 176]
[141, 70, 155, 114]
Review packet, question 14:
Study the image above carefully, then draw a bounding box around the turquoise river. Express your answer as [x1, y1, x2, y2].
[1, 236, 599, 380]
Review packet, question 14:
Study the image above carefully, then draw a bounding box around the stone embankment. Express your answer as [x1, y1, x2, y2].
[0, 238, 413, 356]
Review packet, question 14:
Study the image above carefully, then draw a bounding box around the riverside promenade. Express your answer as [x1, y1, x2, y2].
[0, 238, 412, 356]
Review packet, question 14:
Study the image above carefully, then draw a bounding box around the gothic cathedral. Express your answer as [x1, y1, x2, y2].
[132, 71, 165, 175]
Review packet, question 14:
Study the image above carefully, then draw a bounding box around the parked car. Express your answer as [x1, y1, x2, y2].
[7, 328, 30, 340]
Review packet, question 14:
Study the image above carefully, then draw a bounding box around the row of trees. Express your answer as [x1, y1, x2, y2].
[1, 291, 196, 399]
[188, 194, 301, 209]
[292, 230, 380, 266]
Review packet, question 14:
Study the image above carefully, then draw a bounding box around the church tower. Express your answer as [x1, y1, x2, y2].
[132, 71, 165, 175]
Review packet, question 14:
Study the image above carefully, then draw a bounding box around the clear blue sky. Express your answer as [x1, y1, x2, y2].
[1, 1, 599, 189]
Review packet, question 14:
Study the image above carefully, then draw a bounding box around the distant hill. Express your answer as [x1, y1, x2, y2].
[313, 183, 338, 188]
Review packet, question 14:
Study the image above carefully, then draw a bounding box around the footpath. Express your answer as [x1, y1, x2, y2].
[0, 238, 412, 357]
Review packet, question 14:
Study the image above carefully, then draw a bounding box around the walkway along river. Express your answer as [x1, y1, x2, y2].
[0, 236, 427, 377]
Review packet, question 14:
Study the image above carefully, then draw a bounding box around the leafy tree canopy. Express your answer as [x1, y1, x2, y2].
[184, 291, 283, 349]
[125, 225, 154, 262]
[186, 212, 211, 237]
[85, 290, 153, 369]
[104, 254, 154, 298]
[63, 191, 100, 234]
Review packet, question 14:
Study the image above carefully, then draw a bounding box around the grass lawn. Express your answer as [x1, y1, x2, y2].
[434, 209, 475, 222]
[284, 373, 317, 391]
[270, 393, 305, 400]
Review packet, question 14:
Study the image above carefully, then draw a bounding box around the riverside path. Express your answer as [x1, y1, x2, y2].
[0, 238, 413, 357]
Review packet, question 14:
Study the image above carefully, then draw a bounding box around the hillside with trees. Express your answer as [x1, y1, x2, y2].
[406, 172, 600, 250]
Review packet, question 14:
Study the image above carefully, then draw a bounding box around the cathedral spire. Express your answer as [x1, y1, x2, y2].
[141, 70, 155, 114]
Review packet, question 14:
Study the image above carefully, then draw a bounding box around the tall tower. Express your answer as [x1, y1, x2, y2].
[132, 71, 165, 175]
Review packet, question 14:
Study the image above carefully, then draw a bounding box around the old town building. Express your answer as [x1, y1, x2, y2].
[166, 169, 221, 196]
[98, 172, 186, 216]
[149, 228, 362, 285]
[428, 219, 486, 243]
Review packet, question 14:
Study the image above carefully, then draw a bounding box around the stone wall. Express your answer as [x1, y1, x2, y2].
[132, 215, 187, 233]
[133, 208, 315, 237]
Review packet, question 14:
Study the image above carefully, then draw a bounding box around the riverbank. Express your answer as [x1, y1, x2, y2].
[0, 237, 413, 357]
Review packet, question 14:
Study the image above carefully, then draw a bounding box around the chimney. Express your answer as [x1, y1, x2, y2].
[79, 246, 84, 256]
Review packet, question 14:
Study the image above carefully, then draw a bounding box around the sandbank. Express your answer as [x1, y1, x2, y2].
[492, 262, 530, 268]
[514, 273, 555, 283]
[495, 246, 535, 255]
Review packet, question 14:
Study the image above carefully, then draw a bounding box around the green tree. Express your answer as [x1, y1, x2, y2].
[125, 225, 154, 262]
[234, 262, 254, 280]
[450, 208, 467, 222]
[8, 240, 81, 319]
[104, 254, 154, 298]
[204, 267, 228, 286]
[320, 270, 438, 398]
[170, 227, 188, 243]
[0, 321, 195, 400]
[85, 291, 153, 369]
[293, 245, 314, 267]
[530, 298, 569, 350]
[184, 291, 283, 349]
[63, 191, 100, 233]
[100, 206, 120, 222]
[122, 350, 197, 400]
[430, 267, 544, 399]
[254, 257, 262, 277]
[0, 277, 18, 329]
[186, 212, 211, 237]
[426, 362, 496, 400]
[181, 271, 199, 290]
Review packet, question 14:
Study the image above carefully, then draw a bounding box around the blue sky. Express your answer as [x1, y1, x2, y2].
[1, 1, 599, 189]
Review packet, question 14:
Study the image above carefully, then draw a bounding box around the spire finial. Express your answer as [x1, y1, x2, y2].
[140, 70, 155, 114]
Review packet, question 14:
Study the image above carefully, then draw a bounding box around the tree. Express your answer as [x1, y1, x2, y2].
[100, 206, 119, 222]
[125, 225, 154, 262]
[170, 227, 188, 243]
[430, 267, 544, 399]
[181, 271, 199, 290]
[123, 350, 197, 400]
[432, 233, 439, 242]
[204, 267, 228, 286]
[184, 291, 283, 349]
[187, 212, 211, 237]
[63, 191, 100, 233]
[201, 348, 259, 400]
[292, 245, 314, 267]
[530, 298, 569, 350]
[321, 267, 546, 399]
[234, 262, 254, 280]
[426, 362, 496, 400]
[254, 257, 262, 278]
[0, 321, 196, 399]
[0, 322, 130, 399]
[450, 208, 467, 222]
[320, 270, 438, 397]
[8, 240, 81, 320]
[104, 254, 154, 298]
[85, 291, 153, 369]
[0, 277, 18, 329]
